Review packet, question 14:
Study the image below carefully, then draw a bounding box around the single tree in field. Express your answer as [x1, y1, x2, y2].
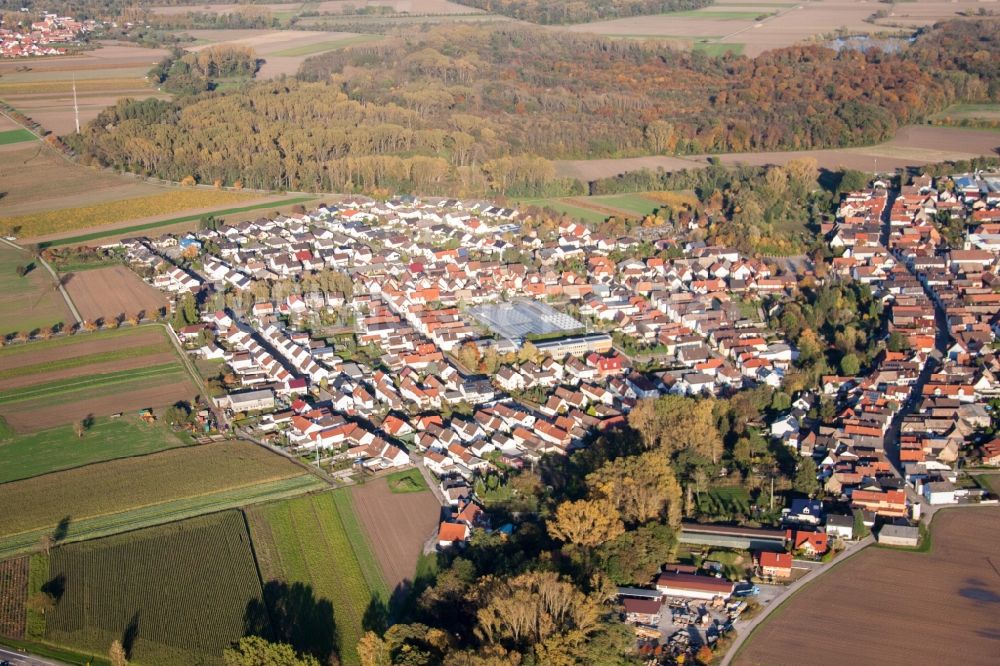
[74, 420, 86, 438]
[109, 639, 128, 666]
[38, 534, 53, 555]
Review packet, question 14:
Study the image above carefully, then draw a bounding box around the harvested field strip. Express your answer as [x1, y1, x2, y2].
[271, 34, 381, 56]
[332, 489, 389, 600]
[0, 557, 28, 639]
[0, 363, 184, 405]
[0, 474, 323, 560]
[0, 129, 35, 145]
[0, 343, 168, 382]
[246, 491, 385, 666]
[46, 511, 265, 666]
[0, 189, 260, 237]
[0, 441, 306, 540]
[41, 195, 316, 246]
[0, 417, 188, 484]
[0, 78, 150, 95]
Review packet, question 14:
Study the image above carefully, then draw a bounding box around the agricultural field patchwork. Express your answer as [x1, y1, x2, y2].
[563, 0, 990, 57]
[0, 441, 309, 550]
[245, 490, 388, 666]
[0, 43, 170, 135]
[0, 242, 72, 335]
[0, 326, 198, 433]
[43, 511, 265, 666]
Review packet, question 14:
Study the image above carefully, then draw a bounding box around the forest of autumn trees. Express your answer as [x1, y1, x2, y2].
[71, 20, 1000, 197]
[354, 387, 800, 664]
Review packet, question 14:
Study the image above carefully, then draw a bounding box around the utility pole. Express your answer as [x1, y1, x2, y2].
[72, 74, 80, 134]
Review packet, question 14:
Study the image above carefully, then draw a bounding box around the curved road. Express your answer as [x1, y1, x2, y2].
[720, 535, 874, 666]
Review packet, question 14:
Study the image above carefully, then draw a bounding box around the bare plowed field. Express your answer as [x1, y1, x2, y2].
[64, 265, 167, 322]
[0, 327, 197, 432]
[350, 476, 440, 593]
[0, 146, 166, 219]
[556, 126, 1000, 181]
[564, 0, 989, 57]
[736, 507, 1000, 666]
[0, 43, 169, 135]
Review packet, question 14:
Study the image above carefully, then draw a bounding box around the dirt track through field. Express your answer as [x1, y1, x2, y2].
[736, 507, 1000, 666]
[350, 477, 441, 594]
[64, 265, 167, 323]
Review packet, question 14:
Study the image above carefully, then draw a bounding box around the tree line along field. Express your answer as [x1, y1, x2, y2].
[0, 326, 198, 433]
[245, 490, 389, 666]
[0, 441, 312, 554]
[41, 511, 265, 666]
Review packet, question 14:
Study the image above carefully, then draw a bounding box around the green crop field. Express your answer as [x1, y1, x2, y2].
[587, 193, 663, 216]
[0, 363, 187, 407]
[384, 468, 428, 494]
[43, 511, 265, 666]
[0, 129, 36, 145]
[0, 442, 312, 552]
[694, 41, 745, 56]
[0, 474, 324, 560]
[0, 341, 169, 383]
[246, 491, 388, 666]
[0, 243, 71, 334]
[0, 417, 189, 484]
